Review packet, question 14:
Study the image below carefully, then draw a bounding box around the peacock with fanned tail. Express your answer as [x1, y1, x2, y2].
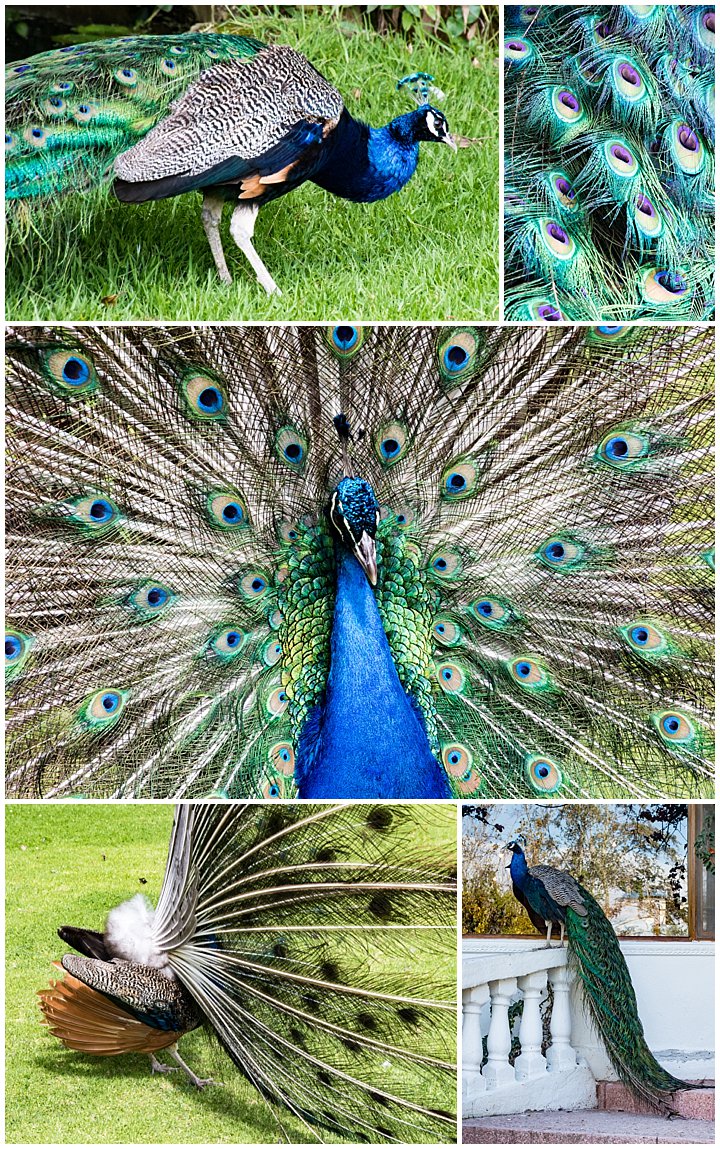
[5, 32, 455, 294]
[504, 4, 715, 321]
[507, 838, 695, 1113]
[39, 802, 457, 1144]
[5, 324, 715, 800]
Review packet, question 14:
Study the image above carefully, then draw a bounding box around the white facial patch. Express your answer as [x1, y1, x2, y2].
[426, 110, 439, 136]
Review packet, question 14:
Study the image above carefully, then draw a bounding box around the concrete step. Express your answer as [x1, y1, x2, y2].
[462, 1109, 715, 1144]
[597, 1081, 714, 1121]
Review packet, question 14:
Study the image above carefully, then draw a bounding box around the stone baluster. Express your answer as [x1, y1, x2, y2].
[547, 962, 578, 1071]
[462, 984, 489, 1095]
[515, 970, 549, 1079]
[483, 977, 518, 1088]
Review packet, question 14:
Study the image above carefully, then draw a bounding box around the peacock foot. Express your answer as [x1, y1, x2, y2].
[148, 1053, 179, 1076]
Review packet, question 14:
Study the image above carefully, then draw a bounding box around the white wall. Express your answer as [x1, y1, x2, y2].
[463, 937, 715, 1082]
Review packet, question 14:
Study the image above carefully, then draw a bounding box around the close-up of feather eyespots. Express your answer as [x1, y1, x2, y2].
[504, 3, 716, 322]
[5, 801, 458, 1144]
[3, 4, 499, 321]
[4, 324, 714, 802]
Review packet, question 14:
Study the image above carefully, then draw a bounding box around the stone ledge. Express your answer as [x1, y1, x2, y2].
[462, 1109, 715, 1144]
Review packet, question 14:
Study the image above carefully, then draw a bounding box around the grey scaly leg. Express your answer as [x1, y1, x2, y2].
[559, 922, 566, 946]
[201, 192, 233, 285]
[545, 920, 552, 944]
[166, 1043, 221, 1089]
[229, 201, 281, 296]
[148, 1052, 178, 1076]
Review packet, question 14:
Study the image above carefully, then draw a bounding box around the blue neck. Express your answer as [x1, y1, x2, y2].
[312, 110, 420, 202]
[509, 850, 529, 887]
[296, 548, 450, 798]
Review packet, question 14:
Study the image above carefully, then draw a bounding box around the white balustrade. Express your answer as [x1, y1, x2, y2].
[462, 940, 597, 1117]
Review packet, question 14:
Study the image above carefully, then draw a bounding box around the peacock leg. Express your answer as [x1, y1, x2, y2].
[166, 1043, 221, 1089]
[148, 1052, 178, 1076]
[229, 201, 281, 296]
[201, 192, 233, 285]
[545, 921, 552, 944]
[559, 923, 565, 946]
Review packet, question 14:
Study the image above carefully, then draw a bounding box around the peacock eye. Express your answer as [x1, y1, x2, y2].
[206, 626, 246, 661]
[433, 617, 462, 646]
[114, 66, 138, 85]
[603, 138, 639, 177]
[262, 638, 283, 667]
[161, 58, 178, 73]
[239, 570, 270, 601]
[275, 425, 308, 471]
[181, 372, 227, 419]
[621, 621, 666, 654]
[66, 494, 122, 535]
[441, 458, 480, 500]
[43, 349, 97, 393]
[436, 661, 465, 693]
[326, 325, 364, 356]
[269, 742, 295, 774]
[127, 581, 175, 620]
[504, 36, 534, 63]
[525, 754, 563, 794]
[278, 518, 301, 544]
[25, 126, 47, 147]
[652, 709, 696, 746]
[437, 329, 480, 383]
[5, 630, 34, 678]
[537, 533, 587, 571]
[442, 743, 473, 776]
[598, 429, 650, 467]
[508, 657, 550, 690]
[374, 422, 408, 466]
[266, 686, 289, 716]
[81, 689, 127, 728]
[207, 492, 249, 530]
[472, 597, 513, 629]
[428, 548, 462, 580]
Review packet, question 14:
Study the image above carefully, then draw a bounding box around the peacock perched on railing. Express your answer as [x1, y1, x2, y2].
[5, 324, 714, 800]
[5, 32, 454, 294]
[38, 802, 458, 1144]
[507, 838, 695, 1113]
[504, 4, 715, 322]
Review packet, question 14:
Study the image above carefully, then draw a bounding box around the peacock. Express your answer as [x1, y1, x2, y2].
[504, 4, 716, 322]
[38, 801, 458, 1144]
[506, 837, 694, 1112]
[4, 323, 715, 801]
[5, 32, 455, 294]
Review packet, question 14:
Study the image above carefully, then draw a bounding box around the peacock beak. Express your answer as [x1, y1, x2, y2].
[355, 531, 378, 587]
[444, 134, 458, 152]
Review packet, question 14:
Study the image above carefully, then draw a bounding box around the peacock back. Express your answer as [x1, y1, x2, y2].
[5, 33, 264, 220]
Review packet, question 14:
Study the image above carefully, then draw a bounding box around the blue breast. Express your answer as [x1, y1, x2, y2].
[312, 111, 420, 203]
[295, 549, 450, 798]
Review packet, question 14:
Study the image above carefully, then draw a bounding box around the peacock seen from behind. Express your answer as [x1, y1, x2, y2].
[5, 324, 714, 800]
[38, 802, 458, 1144]
[504, 4, 715, 321]
[507, 838, 694, 1113]
[5, 33, 455, 294]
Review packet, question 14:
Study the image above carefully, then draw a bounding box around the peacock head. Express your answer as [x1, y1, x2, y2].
[506, 836, 527, 865]
[329, 476, 380, 587]
[396, 71, 456, 150]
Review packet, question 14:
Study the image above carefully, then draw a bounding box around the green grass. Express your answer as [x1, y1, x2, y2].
[5, 9, 499, 321]
[5, 804, 320, 1144]
[5, 803, 457, 1144]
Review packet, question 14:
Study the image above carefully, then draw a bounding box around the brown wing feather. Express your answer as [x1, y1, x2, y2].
[38, 965, 184, 1055]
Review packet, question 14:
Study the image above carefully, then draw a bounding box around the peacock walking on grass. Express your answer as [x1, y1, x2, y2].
[38, 802, 457, 1144]
[5, 32, 455, 294]
[507, 838, 694, 1113]
[504, 4, 716, 322]
[5, 324, 714, 801]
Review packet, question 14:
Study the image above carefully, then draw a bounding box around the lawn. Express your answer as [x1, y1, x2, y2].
[5, 8, 499, 322]
[5, 803, 457, 1144]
